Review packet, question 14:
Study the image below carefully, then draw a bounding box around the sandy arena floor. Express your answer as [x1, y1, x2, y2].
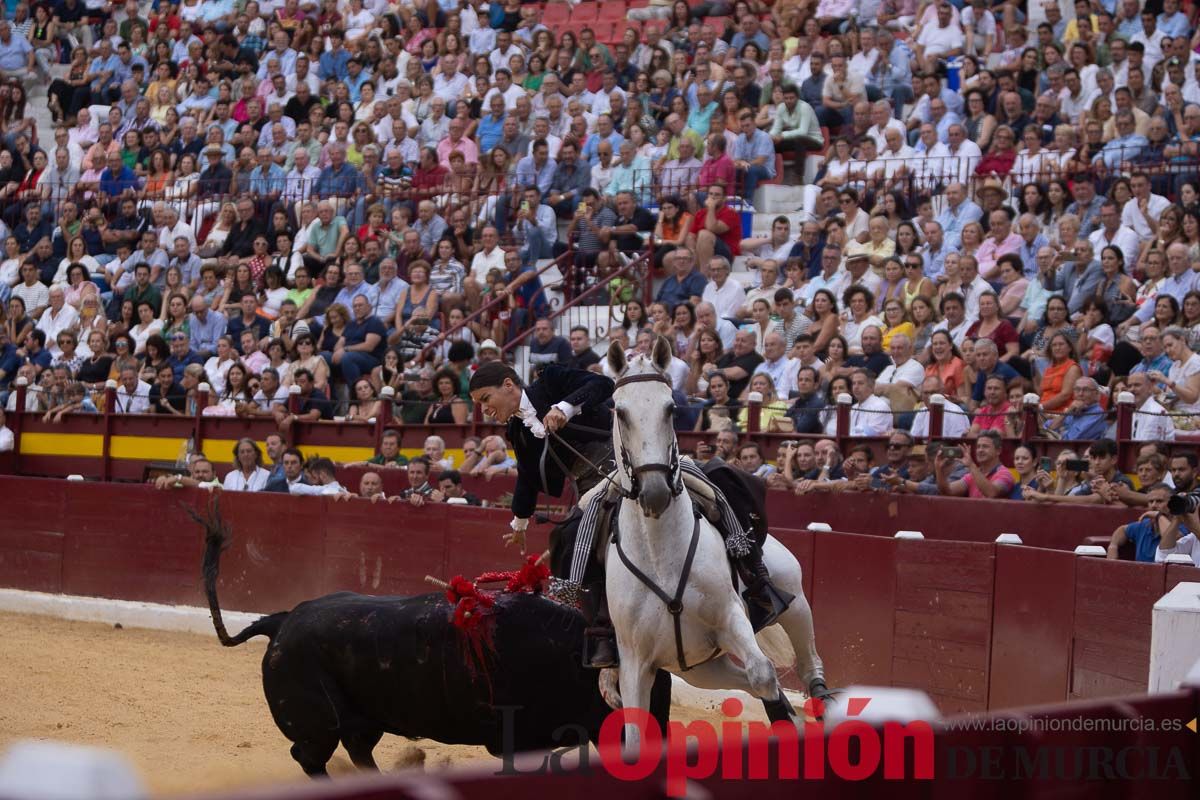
[0, 611, 726, 797]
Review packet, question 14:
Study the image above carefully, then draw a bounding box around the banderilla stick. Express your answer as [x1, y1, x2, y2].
[424, 575, 449, 589]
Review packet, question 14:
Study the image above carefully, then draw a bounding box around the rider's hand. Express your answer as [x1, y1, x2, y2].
[503, 528, 527, 553]
[543, 407, 568, 433]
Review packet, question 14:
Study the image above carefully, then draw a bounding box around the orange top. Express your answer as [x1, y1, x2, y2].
[1039, 359, 1079, 411]
[925, 357, 965, 399]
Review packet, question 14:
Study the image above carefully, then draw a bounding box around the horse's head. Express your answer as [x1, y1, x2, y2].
[607, 335, 680, 519]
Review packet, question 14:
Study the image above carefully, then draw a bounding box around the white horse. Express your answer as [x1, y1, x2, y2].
[603, 337, 828, 752]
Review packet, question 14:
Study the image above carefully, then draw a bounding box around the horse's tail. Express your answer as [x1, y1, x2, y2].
[755, 624, 796, 672]
[189, 494, 288, 647]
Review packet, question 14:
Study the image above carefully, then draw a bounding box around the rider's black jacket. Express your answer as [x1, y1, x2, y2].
[509, 364, 614, 519]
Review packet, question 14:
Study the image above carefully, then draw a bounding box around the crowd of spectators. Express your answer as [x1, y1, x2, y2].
[1, 0, 1200, 532]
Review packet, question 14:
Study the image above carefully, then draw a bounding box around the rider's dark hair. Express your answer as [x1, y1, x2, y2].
[469, 361, 521, 392]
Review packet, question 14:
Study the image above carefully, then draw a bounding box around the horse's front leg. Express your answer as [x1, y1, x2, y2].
[716, 611, 781, 703]
[616, 657, 659, 759]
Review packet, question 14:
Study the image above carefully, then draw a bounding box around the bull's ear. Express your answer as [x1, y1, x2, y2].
[652, 335, 672, 372]
[607, 340, 627, 377]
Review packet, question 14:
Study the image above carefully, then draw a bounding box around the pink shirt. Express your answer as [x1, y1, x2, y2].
[963, 462, 1015, 498]
[698, 154, 735, 191]
[975, 232, 1022, 278]
[973, 401, 1011, 433]
[437, 136, 479, 170]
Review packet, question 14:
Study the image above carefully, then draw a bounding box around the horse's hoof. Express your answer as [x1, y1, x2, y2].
[806, 681, 842, 721]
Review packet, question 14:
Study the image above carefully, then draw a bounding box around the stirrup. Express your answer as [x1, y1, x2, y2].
[582, 626, 619, 669]
[743, 581, 794, 632]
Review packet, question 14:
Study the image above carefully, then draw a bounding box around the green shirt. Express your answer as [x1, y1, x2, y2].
[307, 217, 347, 257]
[770, 99, 824, 146]
[369, 453, 409, 467]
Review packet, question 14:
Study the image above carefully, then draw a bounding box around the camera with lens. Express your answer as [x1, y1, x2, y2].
[1166, 493, 1200, 516]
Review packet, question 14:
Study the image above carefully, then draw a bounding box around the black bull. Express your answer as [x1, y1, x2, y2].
[194, 501, 671, 776]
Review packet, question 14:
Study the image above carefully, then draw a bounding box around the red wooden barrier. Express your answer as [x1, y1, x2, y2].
[891, 539, 994, 715]
[771, 492, 1134, 552]
[988, 546, 1076, 709]
[810, 531, 897, 688]
[1070, 557, 1167, 701]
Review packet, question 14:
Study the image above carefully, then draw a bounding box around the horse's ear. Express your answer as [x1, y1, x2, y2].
[607, 340, 627, 376]
[652, 335, 673, 372]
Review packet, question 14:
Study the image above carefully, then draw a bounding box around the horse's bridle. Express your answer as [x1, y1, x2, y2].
[613, 372, 683, 499]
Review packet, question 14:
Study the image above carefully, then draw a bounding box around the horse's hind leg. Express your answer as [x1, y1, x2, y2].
[342, 729, 384, 770]
[762, 538, 826, 689]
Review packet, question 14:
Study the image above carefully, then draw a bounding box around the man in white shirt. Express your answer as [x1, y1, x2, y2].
[849, 368, 894, 436]
[113, 366, 151, 414]
[1122, 171, 1171, 245]
[914, 2, 966, 73]
[36, 287, 79, 358]
[1089, 200, 1143, 262]
[0, 408, 13, 452]
[1128, 371, 1176, 442]
[875, 334, 925, 403]
[288, 457, 346, 495]
[909, 376, 971, 438]
[931, 291, 976, 347]
[701, 256, 747, 320]
[432, 54, 469, 103]
[753, 332, 798, 398]
[695, 302, 738, 350]
[910, 122, 951, 191]
[943, 124, 983, 184]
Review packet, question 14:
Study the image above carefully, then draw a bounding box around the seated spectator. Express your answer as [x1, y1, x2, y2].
[351, 471, 388, 502]
[275, 368, 333, 433]
[910, 376, 971, 438]
[848, 369, 893, 436]
[968, 338, 1020, 411]
[1155, 502, 1200, 567]
[112, 364, 151, 414]
[870, 430, 914, 490]
[787, 366, 826, 434]
[968, 375, 1017, 438]
[1044, 377, 1108, 441]
[423, 435, 455, 471]
[289, 457, 347, 496]
[470, 434, 517, 479]
[736, 442, 776, 479]
[151, 457, 222, 491]
[431, 470, 482, 505]
[222, 437, 271, 492]
[147, 362, 185, 415]
[347, 428, 409, 469]
[796, 444, 874, 495]
[1037, 438, 1135, 506]
[400, 456, 435, 500]
[1127, 371, 1175, 442]
[1107, 484, 1181, 562]
[0, 408, 11, 452]
[737, 373, 788, 431]
[935, 430, 1016, 499]
[264, 447, 308, 493]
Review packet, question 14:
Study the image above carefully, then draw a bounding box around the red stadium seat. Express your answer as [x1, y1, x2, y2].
[598, 1, 627, 20]
[571, 3, 598, 22]
[591, 21, 617, 44]
[629, 0, 650, 7]
[543, 3, 570, 25]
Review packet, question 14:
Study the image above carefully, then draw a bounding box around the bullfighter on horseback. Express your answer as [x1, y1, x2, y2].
[468, 360, 793, 669]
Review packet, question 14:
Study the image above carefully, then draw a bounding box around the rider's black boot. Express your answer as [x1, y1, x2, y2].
[736, 549, 794, 632]
[582, 581, 619, 669]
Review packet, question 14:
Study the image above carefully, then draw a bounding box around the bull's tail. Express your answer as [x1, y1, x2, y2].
[190, 494, 288, 647]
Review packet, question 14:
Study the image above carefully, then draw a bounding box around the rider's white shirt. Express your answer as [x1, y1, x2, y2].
[519, 391, 578, 439]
